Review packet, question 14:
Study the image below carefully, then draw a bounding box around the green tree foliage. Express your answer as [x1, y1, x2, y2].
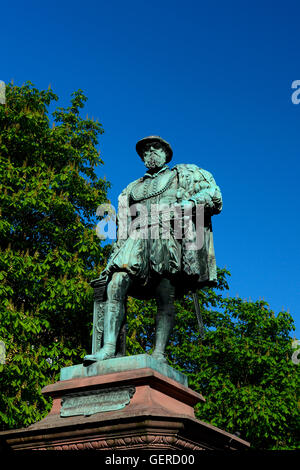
[0, 82, 110, 429]
[126, 269, 299, 450]
[0, 83, 298, 450]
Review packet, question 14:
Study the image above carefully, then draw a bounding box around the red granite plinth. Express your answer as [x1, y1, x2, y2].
[0, 367, 250, 451]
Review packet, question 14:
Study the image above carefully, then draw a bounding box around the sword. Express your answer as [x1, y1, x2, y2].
[192, 292, 205, 339]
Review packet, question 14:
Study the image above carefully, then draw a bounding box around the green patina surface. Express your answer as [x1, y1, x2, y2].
[60, 353, 188, 386]
[83, 136, 222, 365]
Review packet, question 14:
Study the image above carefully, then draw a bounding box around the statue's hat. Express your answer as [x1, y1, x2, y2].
[136, 135, 173, 163]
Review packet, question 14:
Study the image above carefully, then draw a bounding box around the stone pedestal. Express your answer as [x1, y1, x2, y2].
[0, 355, 250, 451]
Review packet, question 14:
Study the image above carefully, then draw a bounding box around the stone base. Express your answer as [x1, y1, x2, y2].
[0, 355, 250, 451]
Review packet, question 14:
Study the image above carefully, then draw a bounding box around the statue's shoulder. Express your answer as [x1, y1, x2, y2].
[173, 164, 214, 181]
[127, 176, 143, 188]
[118, 177, 143, 200]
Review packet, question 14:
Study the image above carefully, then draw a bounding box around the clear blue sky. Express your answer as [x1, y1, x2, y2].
[2, 0, 300, 337]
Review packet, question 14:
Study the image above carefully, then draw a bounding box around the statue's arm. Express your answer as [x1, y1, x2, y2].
[188, 169, 223, 215]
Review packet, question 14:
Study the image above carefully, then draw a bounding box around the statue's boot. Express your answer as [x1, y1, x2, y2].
[152, 304, 175, 364]
[83, 342, 115, 363]
[83, 299, 124, 364]
[151, 351, 168, 363]
[152, 278, 175, 364]
[84, 272, 131, 365]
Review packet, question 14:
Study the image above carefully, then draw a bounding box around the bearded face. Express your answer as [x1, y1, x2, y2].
[143, 143, 167, 170]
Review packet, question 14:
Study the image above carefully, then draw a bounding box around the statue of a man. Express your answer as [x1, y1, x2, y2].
[84, 136, 222, 363]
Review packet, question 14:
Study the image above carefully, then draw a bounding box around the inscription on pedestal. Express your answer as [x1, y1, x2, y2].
[60, 386, 135, 417]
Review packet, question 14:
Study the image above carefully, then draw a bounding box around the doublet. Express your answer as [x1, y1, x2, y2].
[105, 164, 222, 298]
[130, 166, 175, 202]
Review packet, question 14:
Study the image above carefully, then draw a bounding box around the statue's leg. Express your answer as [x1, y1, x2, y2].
[84, 272, 131, 363]
[152, 278, 175, 363]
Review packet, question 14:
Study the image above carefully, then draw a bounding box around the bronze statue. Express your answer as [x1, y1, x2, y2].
[84, 136, 222, 364]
